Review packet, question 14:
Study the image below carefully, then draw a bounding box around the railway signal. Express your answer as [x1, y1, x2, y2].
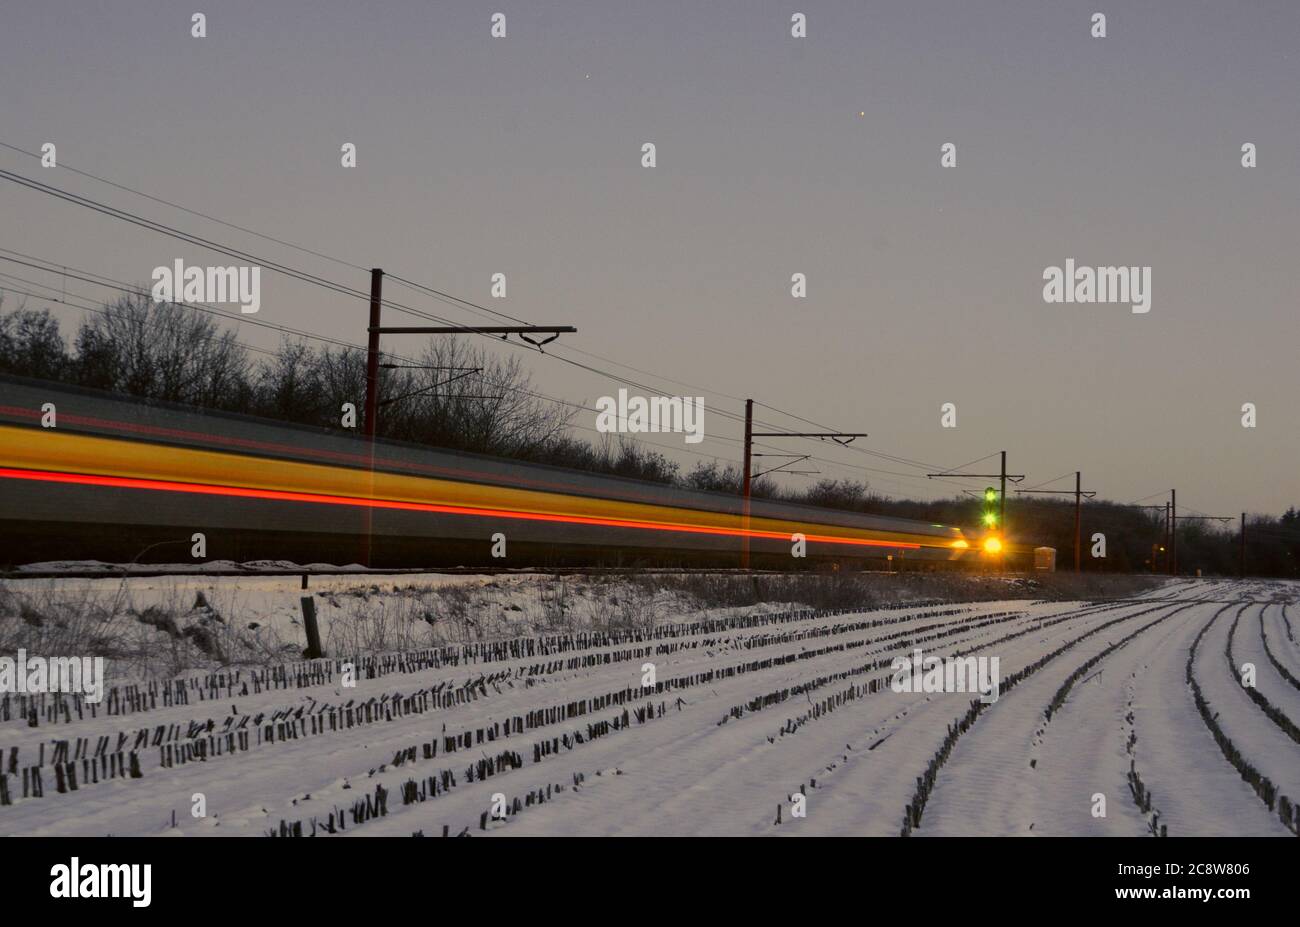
[927, 452, 1024, 550]
[981, 490, 1002, 559]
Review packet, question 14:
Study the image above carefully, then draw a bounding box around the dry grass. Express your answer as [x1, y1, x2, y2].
[0, 570, 1168, 681]
[0, 578, 299, 682]
[638, 570, 1167, 611]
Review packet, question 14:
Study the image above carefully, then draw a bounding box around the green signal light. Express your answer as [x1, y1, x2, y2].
[982, 512, 998, 527]
[984, 488, 997, 503]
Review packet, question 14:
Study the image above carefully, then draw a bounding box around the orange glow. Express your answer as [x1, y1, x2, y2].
[983, 536, 1003, 554]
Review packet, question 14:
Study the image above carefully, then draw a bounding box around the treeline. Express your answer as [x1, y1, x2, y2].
[0, 295, 885, 496]
[0, 294, 684, 479]
[2, 295, 1297, 576]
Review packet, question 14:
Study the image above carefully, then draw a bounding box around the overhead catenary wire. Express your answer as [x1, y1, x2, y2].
[1020, 470, 1080, 492]
[0, 150, 1000, 479]
[0, 142, 858, 442]
[0, 147, 1003, 464]
[1, 253, 890, 486]
[1127, 489, 1171, 506]
[1, 275, 962, 496]
[0, 141, 951, 447]
[14, 141, 1252, 514]
[0, 305, 957, 499]
[0, 273, 775, 473]
[1, 167, 786, 438]
[0, 247, 971, 499]
[0, 154, 1013, 498]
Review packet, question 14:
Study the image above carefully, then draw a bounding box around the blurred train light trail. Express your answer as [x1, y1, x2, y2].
[0, 467, 922, 550]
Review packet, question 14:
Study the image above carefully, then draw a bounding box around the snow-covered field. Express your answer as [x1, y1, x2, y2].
[1, 576, 1296, 836]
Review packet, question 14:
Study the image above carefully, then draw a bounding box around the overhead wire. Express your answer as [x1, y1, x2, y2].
[0, 152, 1016, 499]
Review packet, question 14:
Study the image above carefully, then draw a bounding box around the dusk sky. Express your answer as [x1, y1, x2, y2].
[2, 0, 1296, 515]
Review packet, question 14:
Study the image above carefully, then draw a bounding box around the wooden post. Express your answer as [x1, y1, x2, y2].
[301, 596, 323, 659]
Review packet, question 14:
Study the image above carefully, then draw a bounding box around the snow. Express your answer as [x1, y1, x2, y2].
[0, 576, 1296, 836]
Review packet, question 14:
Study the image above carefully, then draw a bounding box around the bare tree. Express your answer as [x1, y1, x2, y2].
[313, 345, 368, 430]
[379, 337, 574, 455]
[803, 478, 872, 512]
[685, 460, 746, 494]
[0, 298, 68, 379]
[254, 338, 326, 422]
[72, 293, 249, 407]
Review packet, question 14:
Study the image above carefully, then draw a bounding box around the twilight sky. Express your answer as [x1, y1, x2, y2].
[1, 0, 1297, 515]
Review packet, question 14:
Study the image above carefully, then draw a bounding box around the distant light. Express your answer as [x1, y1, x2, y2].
[983, 537, 1003, 554]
